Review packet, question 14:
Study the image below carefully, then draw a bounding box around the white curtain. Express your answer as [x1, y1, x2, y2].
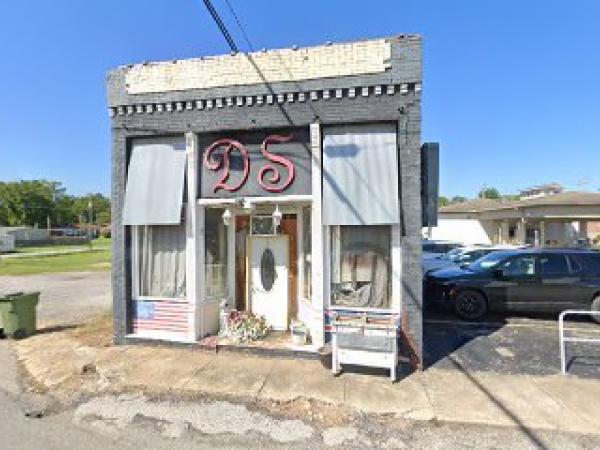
[331, 225, 391, 308]
[138, 224, 186, 298]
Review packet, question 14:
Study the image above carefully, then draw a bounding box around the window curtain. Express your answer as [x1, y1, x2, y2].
[205, 208, 228, 299]
[138, 224, 186, 298]
[331, 225, 391, 309]
[322, 124, 399, 225]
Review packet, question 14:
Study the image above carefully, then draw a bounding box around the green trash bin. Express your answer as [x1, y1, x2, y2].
[0, 292, 40, 338]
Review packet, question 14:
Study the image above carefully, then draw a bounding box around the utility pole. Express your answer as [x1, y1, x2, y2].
[88, 200, 93, 250]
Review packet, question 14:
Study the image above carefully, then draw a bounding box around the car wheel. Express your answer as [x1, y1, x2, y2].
[454, 290, 487, 321]
[591, 296, 600, 324]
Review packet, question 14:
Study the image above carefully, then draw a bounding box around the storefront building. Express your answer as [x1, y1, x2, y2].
[108, 35, 431, 368]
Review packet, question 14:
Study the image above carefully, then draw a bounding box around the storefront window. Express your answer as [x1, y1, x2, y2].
[205, 208, 228, 299]
[330, 225, 391, 309]
[136, 224, 186, 299]
[302, 206, 312, 300]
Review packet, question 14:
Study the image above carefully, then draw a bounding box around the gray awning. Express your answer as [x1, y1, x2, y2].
[322, 124, 399, 225]
[122, 137, 186, 225]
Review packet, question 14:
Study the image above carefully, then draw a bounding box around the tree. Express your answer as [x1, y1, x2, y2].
[450, 195, 467, 204]
[478, 187, 501, 199]
[438, 196, 449, 207]
[0, 180, 111, 227]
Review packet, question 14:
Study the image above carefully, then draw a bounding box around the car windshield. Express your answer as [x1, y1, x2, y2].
[468, 251, 513, 271]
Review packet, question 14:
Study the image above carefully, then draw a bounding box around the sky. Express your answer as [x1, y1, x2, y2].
[0, 0, 599, 198]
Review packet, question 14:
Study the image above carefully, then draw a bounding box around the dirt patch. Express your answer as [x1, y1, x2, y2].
[69, 312, 113, 347]
[258, 397, 355, 427]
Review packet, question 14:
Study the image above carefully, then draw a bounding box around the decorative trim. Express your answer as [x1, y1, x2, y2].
[108, 83, 418, 117]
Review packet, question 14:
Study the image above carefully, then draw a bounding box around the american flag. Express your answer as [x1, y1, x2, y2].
[133, 300, 190, 334]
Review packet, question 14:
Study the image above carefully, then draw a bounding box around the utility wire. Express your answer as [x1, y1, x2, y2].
[202, 0, 239, 52]
[222, 0, 254, 52]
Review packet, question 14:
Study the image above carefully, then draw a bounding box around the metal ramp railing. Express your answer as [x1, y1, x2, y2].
[559, 310, 600, 375]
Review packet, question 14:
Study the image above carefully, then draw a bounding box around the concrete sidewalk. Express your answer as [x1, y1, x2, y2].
[13, 331, 600, 436]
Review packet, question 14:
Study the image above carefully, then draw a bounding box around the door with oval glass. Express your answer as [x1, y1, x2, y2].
[248, 235, 289, 330]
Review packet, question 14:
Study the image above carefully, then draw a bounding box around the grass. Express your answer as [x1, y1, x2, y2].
[16, 237, 112, 254]
[0, 247, 111, 276]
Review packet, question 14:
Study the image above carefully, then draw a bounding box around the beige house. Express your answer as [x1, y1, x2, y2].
[430, 191, 600, 247]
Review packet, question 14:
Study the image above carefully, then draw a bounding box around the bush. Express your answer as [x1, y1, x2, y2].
[222, 310, 270, 343]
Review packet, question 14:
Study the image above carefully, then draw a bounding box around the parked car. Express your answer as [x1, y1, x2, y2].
[422, 240, 462, 260]
[424, 248, 600, 322]
[423, 244, 528, 275]
[424, 246, 492, 274]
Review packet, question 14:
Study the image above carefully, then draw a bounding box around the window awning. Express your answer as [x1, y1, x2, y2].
[322, 124, 399, 225]
[122, 137, 187, 225]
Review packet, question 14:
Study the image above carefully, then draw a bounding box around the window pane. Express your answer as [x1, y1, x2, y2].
[540, 254, 569, 276]
[137, 224, 186, 298]
[567, 255, 583, 273]
[205, 208, 228, 299]
[252, 216, 275, 235]
[302, 206, 312, 300]
[331, 225, 391, 308]
[502, 255, 536, 276]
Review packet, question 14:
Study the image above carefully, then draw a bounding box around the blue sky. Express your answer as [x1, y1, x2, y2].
[0, 0, 598, 197]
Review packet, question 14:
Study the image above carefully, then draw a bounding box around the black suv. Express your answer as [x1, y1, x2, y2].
[424, 248, 600, 321]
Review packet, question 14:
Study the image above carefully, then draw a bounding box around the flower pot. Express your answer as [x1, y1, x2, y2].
[291, 324, 308, 345]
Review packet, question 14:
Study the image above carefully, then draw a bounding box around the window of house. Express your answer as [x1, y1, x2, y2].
[302, 206, 312, 300]
[330, 225, 391, 309]
[205, 208, 228, 299]
[134, 223, 186, 299]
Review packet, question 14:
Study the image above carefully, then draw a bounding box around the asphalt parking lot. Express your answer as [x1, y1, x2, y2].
[424, 310, 600, 378]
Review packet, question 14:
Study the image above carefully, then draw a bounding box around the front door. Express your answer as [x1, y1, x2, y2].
[248, 235, 289, 330]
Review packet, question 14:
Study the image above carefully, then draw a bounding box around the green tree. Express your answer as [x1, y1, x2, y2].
[450, 195, 467, 203]
[438, 196, 449, 207]
[478, 187, 501, 199]
[0, 180, 110, 227]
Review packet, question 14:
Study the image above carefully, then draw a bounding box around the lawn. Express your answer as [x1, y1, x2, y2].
[0, 247, 111, 276]
[16, 237, 112, 254]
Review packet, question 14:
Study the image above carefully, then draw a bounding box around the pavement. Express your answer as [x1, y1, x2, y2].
[11, 325, 600, 437]
[3, 338, 600, 449]
[0, 271, 111, 328]
[425, 311, 600, 378]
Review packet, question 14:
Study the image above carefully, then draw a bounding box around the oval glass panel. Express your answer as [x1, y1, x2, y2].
[260, 248, 276, 291]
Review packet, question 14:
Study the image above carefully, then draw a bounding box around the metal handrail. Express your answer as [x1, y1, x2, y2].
[559, 310, 600, 375]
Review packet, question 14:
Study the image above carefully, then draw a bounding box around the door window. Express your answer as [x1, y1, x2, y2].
[260, 248, 276, 291]
[501, 255, 536, 277]
[567, 254, 584, 274]
[540, 254, 569, 276]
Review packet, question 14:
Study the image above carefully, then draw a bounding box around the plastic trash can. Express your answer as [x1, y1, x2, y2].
[0, 292, 39, 338]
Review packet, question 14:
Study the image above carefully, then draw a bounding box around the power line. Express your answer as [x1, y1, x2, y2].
[222, 0, 254, 52]
[202, 0, 239, 52]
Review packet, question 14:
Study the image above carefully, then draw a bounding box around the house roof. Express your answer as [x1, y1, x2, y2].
[440, 191, 600, 214]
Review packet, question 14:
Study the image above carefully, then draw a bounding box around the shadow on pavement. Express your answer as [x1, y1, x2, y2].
[424, 308, 600, 378]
